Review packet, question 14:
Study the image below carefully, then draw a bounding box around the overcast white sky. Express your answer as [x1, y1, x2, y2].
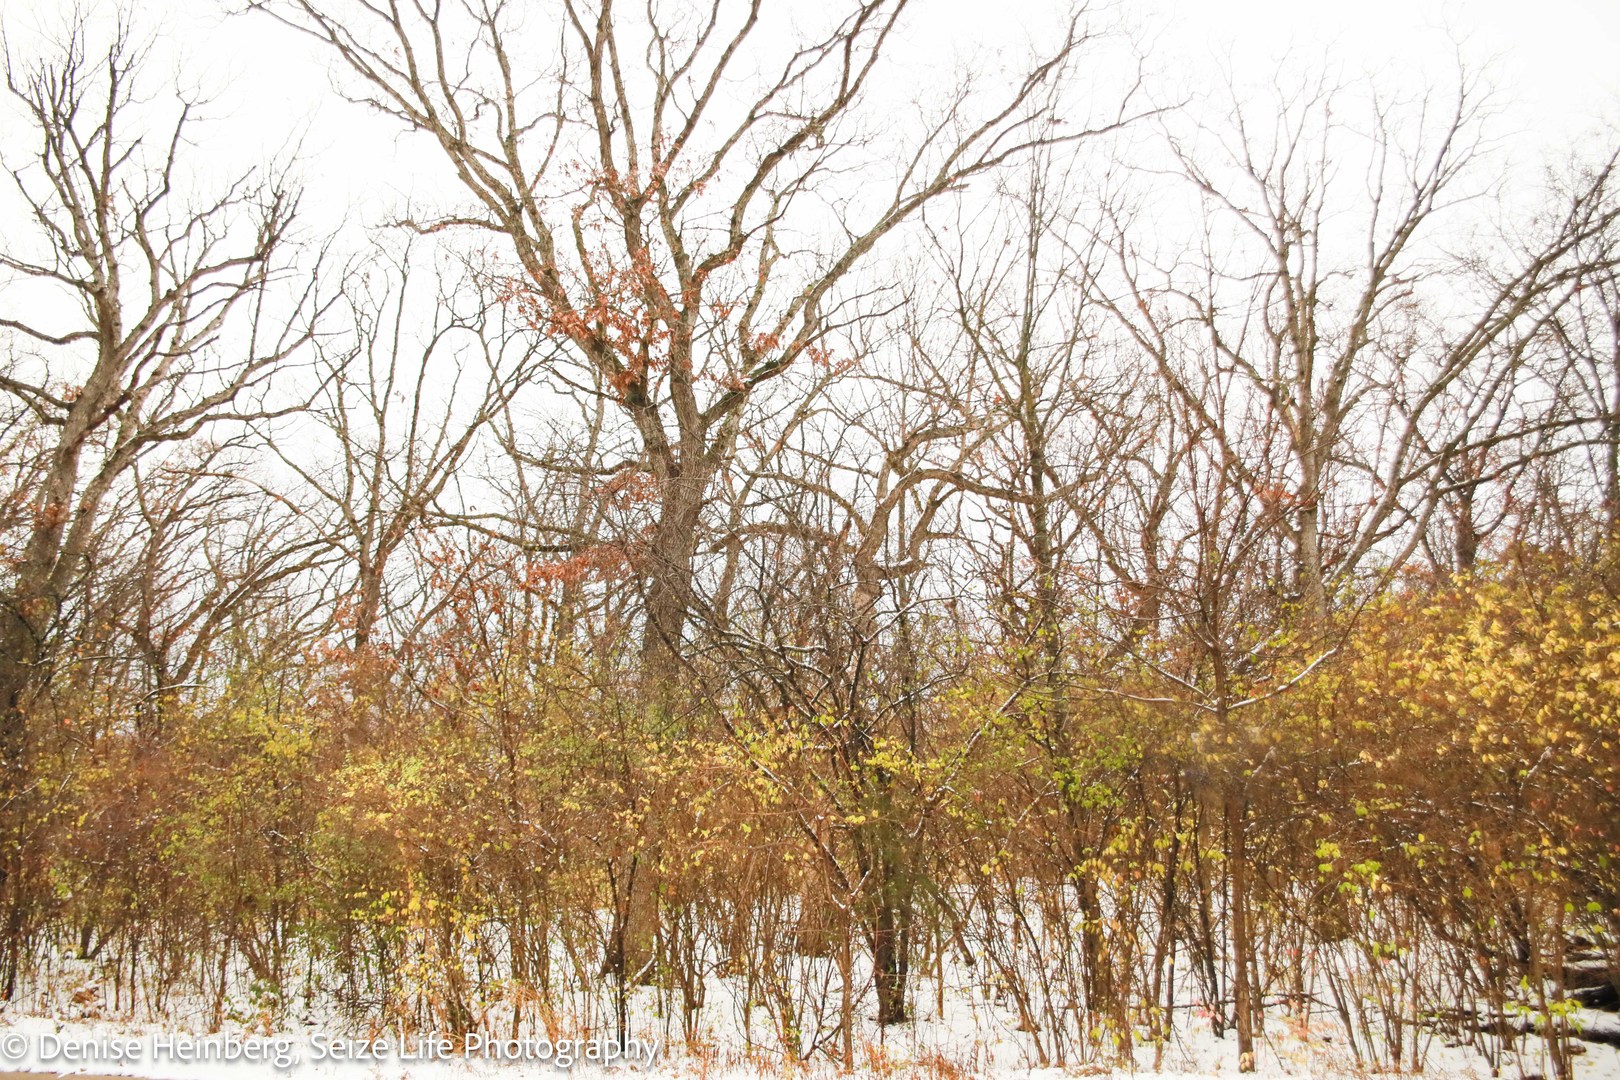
[1, 0, 1617, 240]
[1159, 0, 1620, 143]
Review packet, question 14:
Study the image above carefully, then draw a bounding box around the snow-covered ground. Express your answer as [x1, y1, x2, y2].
[5, 925, 1618, 1079]
[4, 999, 1619, 1080]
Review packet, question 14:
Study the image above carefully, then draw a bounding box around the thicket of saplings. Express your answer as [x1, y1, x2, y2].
[3, 547, 1617, 1076]
[2, 2, 1619, 1077]
[2, 404, 1616, 1071]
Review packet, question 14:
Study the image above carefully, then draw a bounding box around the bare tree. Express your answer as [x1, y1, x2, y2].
[704, 400, 986, 1032]
[271, 241, 542, 652]
[243, 0, 1147, 995]
[925, 155, 1164, 1049]
[1100, 74, 1619, 617]
[122, 441, 334, 722]
[1542, 184, 1620, 546]
[0, 12, 320, 990]
[248, 0, 1141, 684]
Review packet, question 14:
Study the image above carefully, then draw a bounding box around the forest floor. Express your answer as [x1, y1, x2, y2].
[2, 1005, 1619, 1080]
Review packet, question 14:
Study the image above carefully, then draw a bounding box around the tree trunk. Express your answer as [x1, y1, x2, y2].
[640, 466, 712, 675]
[872, 876, 911, 1025]
[1227, 793, 1257, 1072]
[1296, 500, 1328, 619]
[865, 815, 913, 1026]
[1454, 483, 1481, 573]
[602, 851, 659, 987]
[0, 437, 90, 995]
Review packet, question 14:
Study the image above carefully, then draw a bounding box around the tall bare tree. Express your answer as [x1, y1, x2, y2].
[1102, 75, 1619, 617]
[249, 0, 1140, 684]
[0, 12, 320, 992]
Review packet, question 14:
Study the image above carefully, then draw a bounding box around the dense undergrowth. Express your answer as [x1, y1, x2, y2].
[3, 552, 1617, 1076]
